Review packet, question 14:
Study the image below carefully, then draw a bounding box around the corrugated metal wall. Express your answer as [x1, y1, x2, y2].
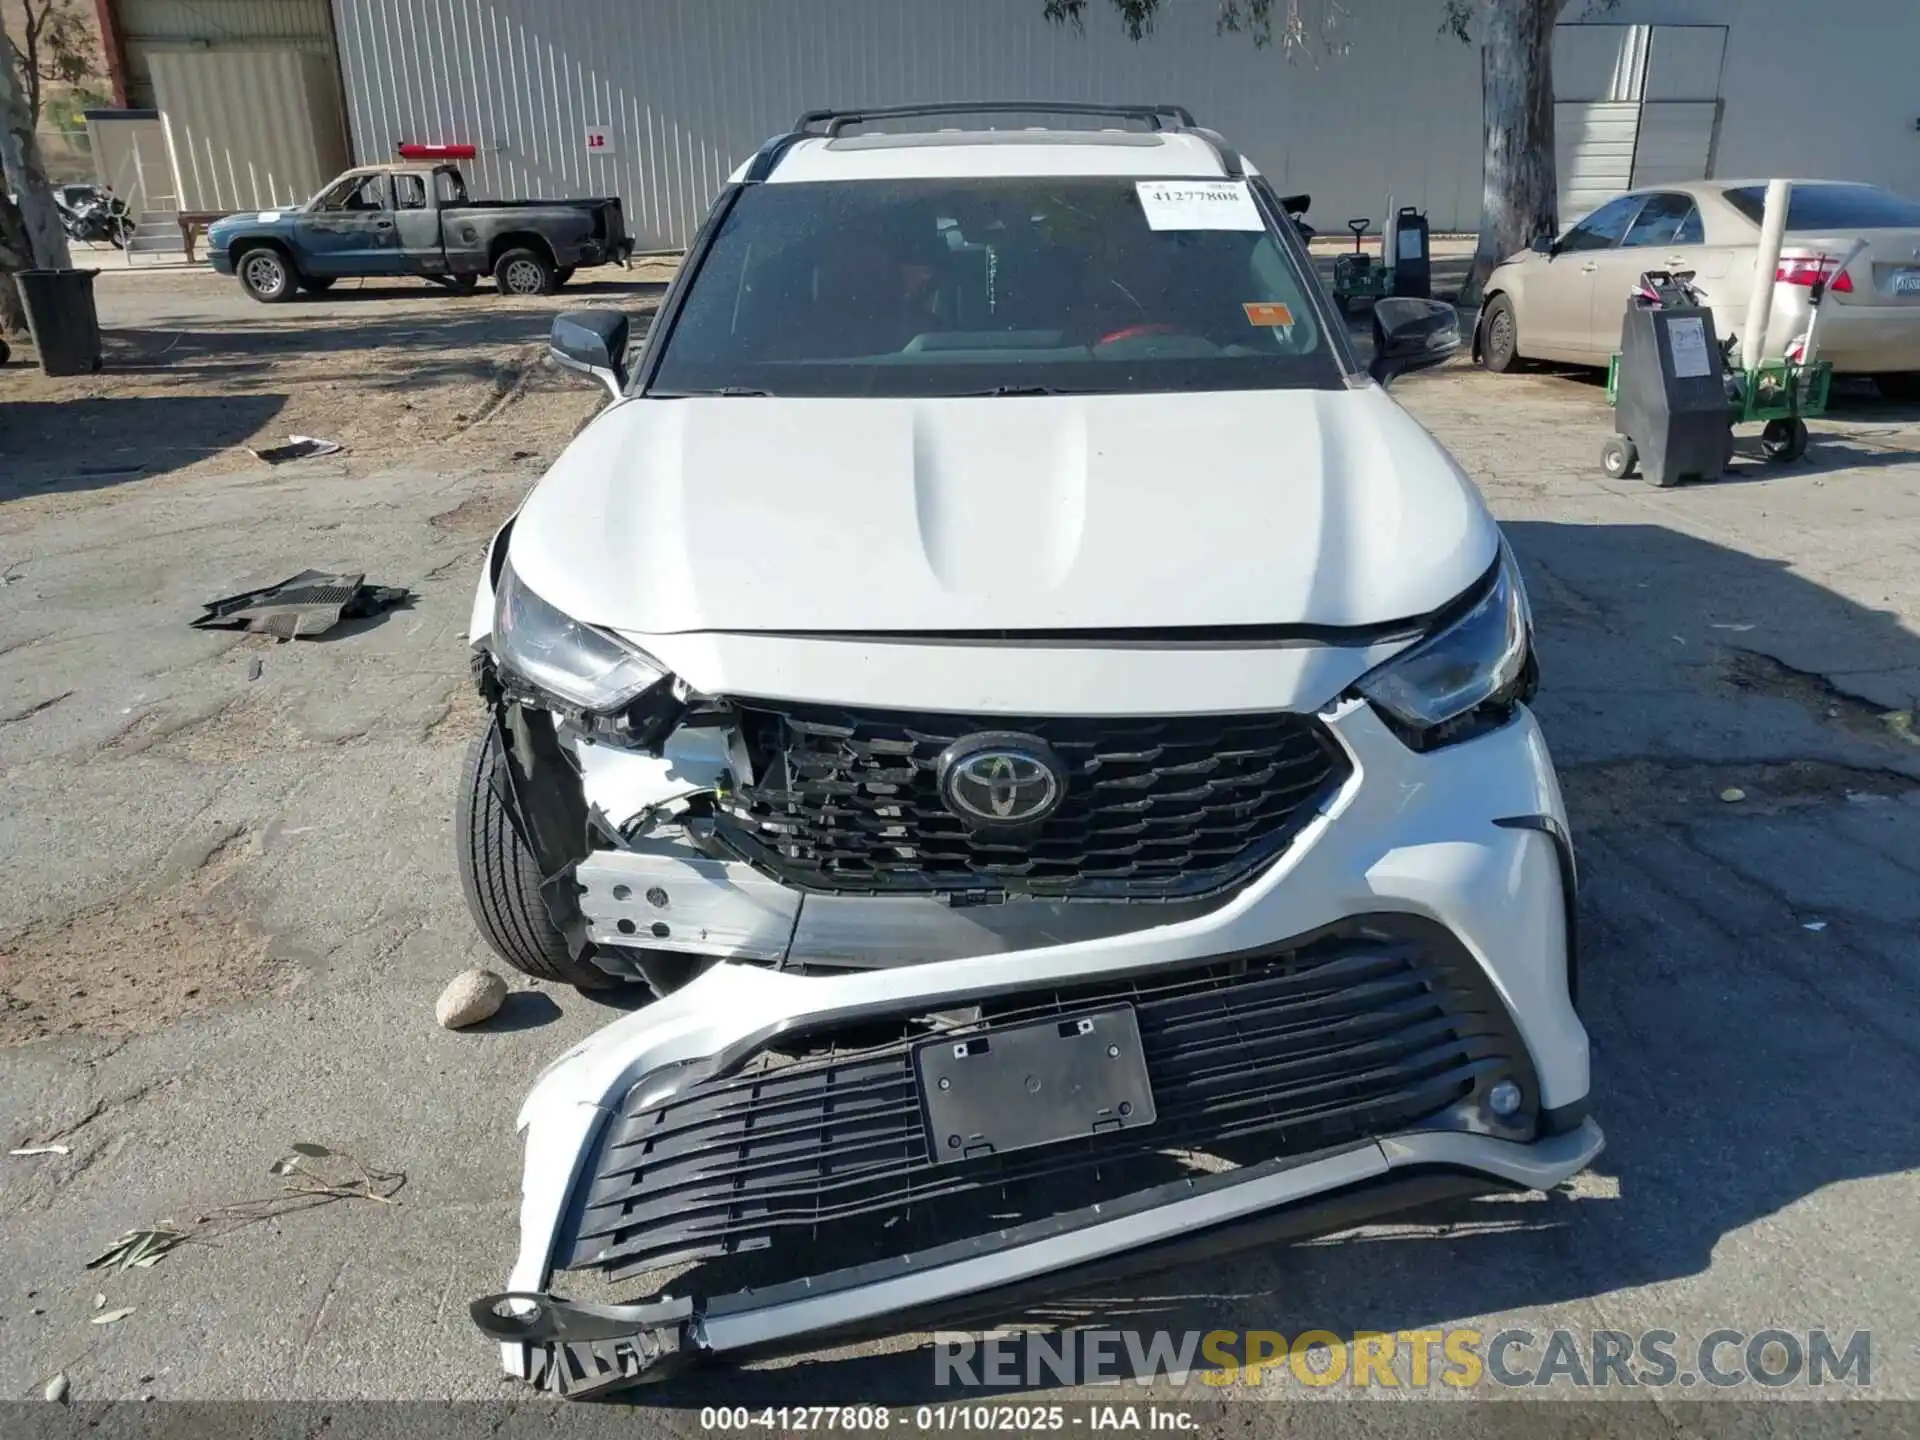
[115, 0, 340, 107]
[150, 49, 351, 212]
[330, 0, 1486, 247]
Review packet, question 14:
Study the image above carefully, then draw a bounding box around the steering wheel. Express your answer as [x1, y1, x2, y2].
[1096, 322, 1183, 346]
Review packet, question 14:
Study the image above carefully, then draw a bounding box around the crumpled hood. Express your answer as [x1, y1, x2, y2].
[508, 388, 1496, 635]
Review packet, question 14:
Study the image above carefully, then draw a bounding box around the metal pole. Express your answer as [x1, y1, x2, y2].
[1739, 178, 1792, 369]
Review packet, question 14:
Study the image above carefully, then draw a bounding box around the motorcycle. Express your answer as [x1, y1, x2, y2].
[55, 184, 131, 247]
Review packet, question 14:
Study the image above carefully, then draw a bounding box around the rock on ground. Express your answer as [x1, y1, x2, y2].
[435, 968, 507, 1029]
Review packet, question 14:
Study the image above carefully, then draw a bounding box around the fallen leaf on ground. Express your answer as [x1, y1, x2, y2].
[90, 1307, 135, 1325]
[9, 1144, 71, 1157]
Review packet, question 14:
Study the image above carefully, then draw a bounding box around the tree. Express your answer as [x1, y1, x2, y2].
[0, 15, 74, 336]
[12, 0, 101, 128]
[1044, 0, 1587, 305]
[0, 4, 81, 336]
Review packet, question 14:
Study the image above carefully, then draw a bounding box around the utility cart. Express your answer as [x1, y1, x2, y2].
[1601, 241, 1862, 483]
[1331, 203, 1430, 312]
[1605, 345, 1833, 474]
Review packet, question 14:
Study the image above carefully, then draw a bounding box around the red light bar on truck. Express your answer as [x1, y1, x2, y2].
[397, 142, 477, 160]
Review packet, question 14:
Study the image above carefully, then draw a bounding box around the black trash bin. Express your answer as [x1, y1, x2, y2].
[17, 268, 103, 377]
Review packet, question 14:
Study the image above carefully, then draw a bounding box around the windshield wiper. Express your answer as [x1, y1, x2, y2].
[958, 384, 1078, 397]
[652, 386, 773, 398]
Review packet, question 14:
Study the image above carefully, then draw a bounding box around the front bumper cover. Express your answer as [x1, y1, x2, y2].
[482, 704, 1593, 1393]
[478, 1120, 1604, 1395]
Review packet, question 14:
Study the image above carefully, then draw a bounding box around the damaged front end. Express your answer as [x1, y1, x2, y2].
[464, 528, 1600, 1398]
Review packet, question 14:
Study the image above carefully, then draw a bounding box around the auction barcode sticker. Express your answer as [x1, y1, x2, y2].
[1136, 180, 1264, 232]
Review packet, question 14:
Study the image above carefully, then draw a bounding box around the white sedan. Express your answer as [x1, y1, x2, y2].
[1476, 179, 1920, 399]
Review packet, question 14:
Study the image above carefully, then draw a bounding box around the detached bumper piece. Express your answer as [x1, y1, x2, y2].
[492, 919, 1573, 1395]
[190, 570, 410, 640]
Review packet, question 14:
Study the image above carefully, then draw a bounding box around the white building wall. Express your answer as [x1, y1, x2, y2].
[329, 0, 1920, 251]
[1579, 0, 1920, 195]
[331, 0, 1484, 249]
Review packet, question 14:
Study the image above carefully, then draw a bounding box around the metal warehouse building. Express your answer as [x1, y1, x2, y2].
[91, 0, 1920, 250]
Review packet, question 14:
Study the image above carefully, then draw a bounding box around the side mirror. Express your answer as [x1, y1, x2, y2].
[1368, 297, 1462, 385]
[1530, 232, 1557, 255]
[548, 310, 629, 399]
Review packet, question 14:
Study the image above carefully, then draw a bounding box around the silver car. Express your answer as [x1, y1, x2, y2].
[1477, 179, 1920, 399]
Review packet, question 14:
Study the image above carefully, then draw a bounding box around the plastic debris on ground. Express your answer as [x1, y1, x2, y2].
[247, 435, 344, 464]
[190, 570, 411, 640]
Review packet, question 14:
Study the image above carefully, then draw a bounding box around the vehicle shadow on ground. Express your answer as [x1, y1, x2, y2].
[0, 394, 288, 495]
[599, 521, 1920, 1410]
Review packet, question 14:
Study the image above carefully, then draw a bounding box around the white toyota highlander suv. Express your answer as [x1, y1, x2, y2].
[459, 103, 1599, 1395]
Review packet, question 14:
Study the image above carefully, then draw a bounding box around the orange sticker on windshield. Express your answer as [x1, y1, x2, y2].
[1243, 302, 1295, 327]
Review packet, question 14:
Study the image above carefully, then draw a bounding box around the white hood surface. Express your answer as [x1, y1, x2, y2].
[508, 388, 1497, 637]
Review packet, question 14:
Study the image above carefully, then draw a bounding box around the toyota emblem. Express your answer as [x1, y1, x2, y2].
[937, 733, 1066, 826]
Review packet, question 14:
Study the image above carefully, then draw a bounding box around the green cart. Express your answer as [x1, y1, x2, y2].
[1605, 353, 1832, 474]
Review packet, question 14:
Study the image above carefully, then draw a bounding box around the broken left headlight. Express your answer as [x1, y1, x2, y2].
[1353, 540, 1534, 750]
[491, 560, 668, 713]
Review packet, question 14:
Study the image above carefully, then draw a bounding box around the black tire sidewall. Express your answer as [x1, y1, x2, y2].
[494, 248, 555, 296]
[455, 722, 622, 990]
[1481, 296, 1519, 372]
[238, 248, 293, 303]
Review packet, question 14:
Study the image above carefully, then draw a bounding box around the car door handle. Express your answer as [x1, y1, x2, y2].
[1581, 262, 1598, 273]
[374, 219, 394, 230]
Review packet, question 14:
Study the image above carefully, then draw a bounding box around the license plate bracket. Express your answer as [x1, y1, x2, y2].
[917, 1005, 1156, 1163]
[1893, 268, 1920, 296]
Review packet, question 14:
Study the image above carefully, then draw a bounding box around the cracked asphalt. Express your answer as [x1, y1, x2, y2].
[3, 269, 1920, 1422]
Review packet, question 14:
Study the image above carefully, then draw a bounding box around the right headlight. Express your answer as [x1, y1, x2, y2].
[491, 559, 667, 714]
[1354, 542, 1535, 749]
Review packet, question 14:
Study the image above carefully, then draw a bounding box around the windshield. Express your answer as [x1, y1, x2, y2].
[648, 177, 1340, 398]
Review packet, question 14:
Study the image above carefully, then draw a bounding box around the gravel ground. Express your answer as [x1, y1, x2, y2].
[2, 267, 1920, 1426]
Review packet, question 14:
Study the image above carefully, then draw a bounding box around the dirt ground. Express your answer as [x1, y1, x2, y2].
[0, 261, 677, 526]
[0, 263, 668, 1041]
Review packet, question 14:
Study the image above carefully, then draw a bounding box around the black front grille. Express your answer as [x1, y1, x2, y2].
[714, 704, 1348, 900]
[561, 919, 1534, 1285]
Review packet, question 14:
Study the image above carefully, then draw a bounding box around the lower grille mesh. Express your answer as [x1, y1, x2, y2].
[561, 921, 1533, 1283]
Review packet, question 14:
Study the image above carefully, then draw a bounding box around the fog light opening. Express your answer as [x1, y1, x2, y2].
[1486, 1079, 1523, 1119]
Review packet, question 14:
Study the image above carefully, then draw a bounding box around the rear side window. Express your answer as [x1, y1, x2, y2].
[1724, 184, 1920, 230]
[394, 174, 427, 209]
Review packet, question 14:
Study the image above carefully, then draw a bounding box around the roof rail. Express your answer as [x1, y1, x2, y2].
[745, 102, 1237, 184]
[792, 101, 1198, 136]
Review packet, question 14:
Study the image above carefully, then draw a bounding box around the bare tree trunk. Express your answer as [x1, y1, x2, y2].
[1460, 0, 1566, 307]
[0, 191, 32, 333]
[0, 19, 72, 277]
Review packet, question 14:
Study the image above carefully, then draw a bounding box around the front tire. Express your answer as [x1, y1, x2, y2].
[494, 247, 556, 296]
[236, 246, 295, 303]
[456, 725, 619, 989]
[1479, 294, 1521, 373]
